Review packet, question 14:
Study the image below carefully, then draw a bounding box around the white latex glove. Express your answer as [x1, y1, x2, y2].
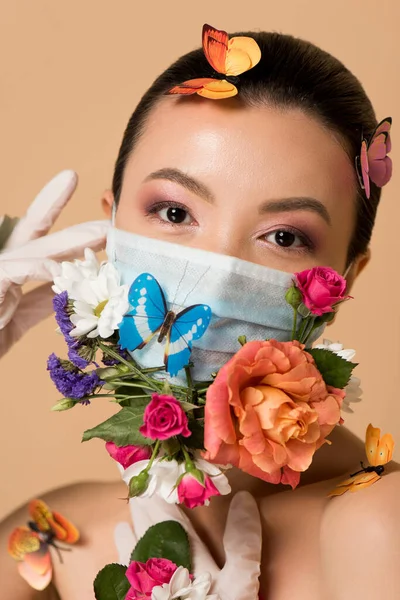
[0, 170, 109, 358]
[114, 491, 262, 600]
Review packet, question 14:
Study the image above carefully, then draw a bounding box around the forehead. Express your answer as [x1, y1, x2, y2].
[128, 98, 356, 200]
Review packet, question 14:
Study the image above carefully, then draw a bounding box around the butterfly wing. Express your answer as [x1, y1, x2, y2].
[365, 423, 394, 467]
[225, 36, 262, 76]
[327, 471, 381, 497]
[118, 273, 166, 351]
[8, 526, 52, 591]
[366, 117, 392, 188]
[164, 304, 212, 376]
[359, 139, 370, 198]
[29, 499, 80, 544]
[51, 511, 80, 544]
[167, 78, 218, 96]
[197, 80, 238, 99]
[202, 23, 229, 73]
[374, 117, 392, 151]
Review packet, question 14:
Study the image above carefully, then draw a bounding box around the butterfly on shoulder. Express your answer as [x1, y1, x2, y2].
[166, 23, 261, 99]
[356, 117, 392, 199]
[328, 423, 395, 497]
[118, 273, 212, 377]
[8, 499, 79, 590]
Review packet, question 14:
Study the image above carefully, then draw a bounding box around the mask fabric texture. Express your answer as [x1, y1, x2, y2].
[106, 226, 325, 385]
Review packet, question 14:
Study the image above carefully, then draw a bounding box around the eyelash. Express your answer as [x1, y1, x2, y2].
[145, 201, 315, 253]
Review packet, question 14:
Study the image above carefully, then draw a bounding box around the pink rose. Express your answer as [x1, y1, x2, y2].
[204, 340, 344, 489]
[126, 558, 177, 599]
[140, 394, 191, 441]
[105, 441, 152, 469]
[178, 473, 221, 509]
[295, 267, 349, 316]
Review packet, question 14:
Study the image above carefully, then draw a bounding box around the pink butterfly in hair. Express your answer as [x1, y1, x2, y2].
[356, 117, 392, 199]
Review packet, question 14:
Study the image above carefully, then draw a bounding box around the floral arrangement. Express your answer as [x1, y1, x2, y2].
[43, 248, 364, 598]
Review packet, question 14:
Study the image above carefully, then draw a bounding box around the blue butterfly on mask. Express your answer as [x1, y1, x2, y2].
[118, 273, 212, 377]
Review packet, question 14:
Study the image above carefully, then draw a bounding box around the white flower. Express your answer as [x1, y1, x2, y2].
[122, 457, 231, 504]
[314, 339, 356, 362]
[314, 339, 362, 413]
[52, 249, 129, 339]
[152, 566, 220, 600]
[52, 248, 100, 294]
[342, 376, 363, 413]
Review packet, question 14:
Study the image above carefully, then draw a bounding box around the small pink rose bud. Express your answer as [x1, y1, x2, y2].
[105, 441, 152, 469]
[177, 472, 220, 509]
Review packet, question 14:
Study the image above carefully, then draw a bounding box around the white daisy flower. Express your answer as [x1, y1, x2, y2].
[314, 339, 356, 362]
[52, 249, 129, 339]
[152, 566, 220, 600]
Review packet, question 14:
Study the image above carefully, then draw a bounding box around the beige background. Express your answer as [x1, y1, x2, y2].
[0, 0, 399, 520]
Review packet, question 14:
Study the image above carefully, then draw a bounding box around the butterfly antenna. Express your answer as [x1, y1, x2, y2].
[179, 265, 211, 307]
[52, 543, 65, 564]
[171, 260, 190, 310]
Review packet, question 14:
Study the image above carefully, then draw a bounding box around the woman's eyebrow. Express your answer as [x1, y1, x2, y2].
[259, 197, 332, 225]
[143, 168, 215, 204]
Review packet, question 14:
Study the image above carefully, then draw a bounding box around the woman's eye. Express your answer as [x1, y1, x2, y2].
[150, 203, 193, 225]
[264, 229, 308, 249]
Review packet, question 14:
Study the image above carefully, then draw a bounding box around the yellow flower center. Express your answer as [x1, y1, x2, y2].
[94, 299, 108, 318]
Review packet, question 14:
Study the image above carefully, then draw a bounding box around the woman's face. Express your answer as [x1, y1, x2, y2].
[108, 98, 362, 275]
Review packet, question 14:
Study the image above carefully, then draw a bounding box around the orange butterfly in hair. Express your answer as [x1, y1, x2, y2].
[167, 23, 261, 99]
[8, 499, 79, 590]
[328, 424, 395, 497]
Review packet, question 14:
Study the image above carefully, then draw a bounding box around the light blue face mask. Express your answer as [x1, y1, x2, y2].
[106, 216, 327, 385]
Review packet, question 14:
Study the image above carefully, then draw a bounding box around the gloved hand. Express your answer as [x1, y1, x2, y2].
[0, 170, 109, 358]
[114, 491, 262, 600]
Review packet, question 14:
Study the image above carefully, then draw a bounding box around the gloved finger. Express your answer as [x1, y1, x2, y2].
[0, 258, 60, 304]
[216, 491, 262, 600]
[128, 495, 219, 578]
[3, 219, 109, 261]
[114, 521, 138, 566]
[0, 283, 54, 357]
[5, 170, 78, 250]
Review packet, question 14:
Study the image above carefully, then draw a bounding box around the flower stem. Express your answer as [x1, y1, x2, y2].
[302, 318, 319, 346]
[146, 439, 161, 471]
[98, 343, 160, 392]
[291, 308, 298, 340]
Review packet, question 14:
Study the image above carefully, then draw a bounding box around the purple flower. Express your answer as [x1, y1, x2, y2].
[47, 353, 102, 399]
[53, 291, 72, 337]
[53, 292, 90, 369]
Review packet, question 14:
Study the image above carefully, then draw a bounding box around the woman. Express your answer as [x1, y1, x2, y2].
[1, 26, 399, 599]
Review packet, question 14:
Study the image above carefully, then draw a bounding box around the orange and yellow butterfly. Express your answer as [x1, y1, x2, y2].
[328, 424, 395, 497]
[167, 23, 261, 99]
[8, 499, 79, 590]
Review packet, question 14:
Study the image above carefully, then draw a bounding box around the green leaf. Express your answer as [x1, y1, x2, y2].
[308, 348, 357, 389]
[82, 402, 152, 445]
[93, 564, 130, 600]
[131, 521, 191, 571]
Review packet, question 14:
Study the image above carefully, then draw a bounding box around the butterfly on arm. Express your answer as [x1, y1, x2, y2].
[8, 499, 79, 591]
[328, 424, 395, 496]
[118, 273, 212, 377]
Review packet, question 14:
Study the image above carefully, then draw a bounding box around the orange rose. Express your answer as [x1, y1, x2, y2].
[204, 339, 344, 488]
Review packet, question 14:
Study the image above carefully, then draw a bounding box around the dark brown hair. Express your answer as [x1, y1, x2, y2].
[112, 30, 381, 265]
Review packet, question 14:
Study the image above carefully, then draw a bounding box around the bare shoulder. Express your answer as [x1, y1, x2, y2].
[0, 480, 131, 600]
[320, 468, 400, 598]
